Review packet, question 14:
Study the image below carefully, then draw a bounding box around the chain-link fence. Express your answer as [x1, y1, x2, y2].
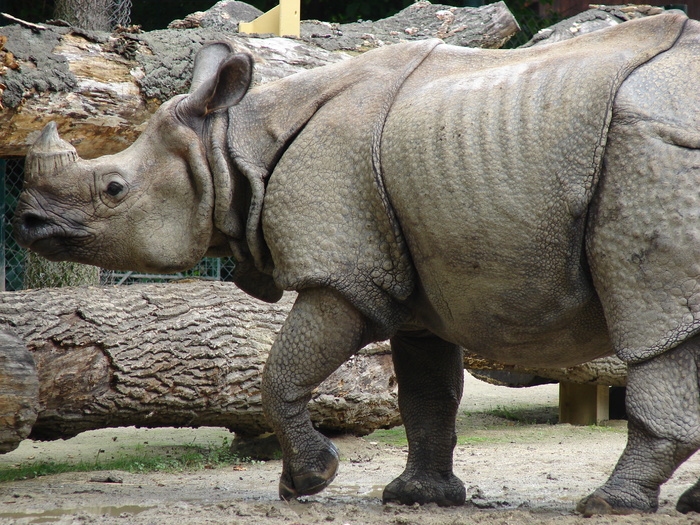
[54, 0, 132, 31]
[2, 157, 26, 291]
[1, 158, 235, 291]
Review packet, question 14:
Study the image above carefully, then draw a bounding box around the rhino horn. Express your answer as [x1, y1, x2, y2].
[25, 122, 80, 182]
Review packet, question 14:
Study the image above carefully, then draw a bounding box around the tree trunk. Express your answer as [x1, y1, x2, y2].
[0, 1, 518, 158]
[464, 353, 627, 388]
[521, 4, 663, 47]
[0, 281, 400, 452]
[0, 329, 38, 453]
[0, 280, 627, 451]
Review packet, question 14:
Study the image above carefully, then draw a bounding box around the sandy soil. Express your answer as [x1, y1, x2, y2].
[0, 374, 698, 525]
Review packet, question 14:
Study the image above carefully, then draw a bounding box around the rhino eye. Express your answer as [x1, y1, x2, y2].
[106, 181, 124, 197]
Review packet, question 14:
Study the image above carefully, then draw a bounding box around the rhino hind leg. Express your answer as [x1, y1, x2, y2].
[382, 330, 466, 507]
[261, 288, 371, 500]
[577, 337, 700, 516]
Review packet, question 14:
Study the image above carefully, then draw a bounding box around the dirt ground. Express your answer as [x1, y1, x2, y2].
[1, 374, 699, 525]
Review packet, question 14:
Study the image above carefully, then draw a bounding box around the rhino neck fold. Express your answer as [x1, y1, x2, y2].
[231, 40, 446, 335]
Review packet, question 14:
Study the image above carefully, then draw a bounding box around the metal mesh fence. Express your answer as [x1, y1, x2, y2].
[54, 0, 132, 31]
[2, 157, 26, 291]
[1, 158, 235, 291]
[110, 0, 133, 28]
[100, 257, 237, 287]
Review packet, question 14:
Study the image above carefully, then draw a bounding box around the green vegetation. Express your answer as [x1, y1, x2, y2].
[366, 427, 408, 447]
[0, 437, 249, 483]
[366, 403, 572, 449]
[485, 405, 559, 425]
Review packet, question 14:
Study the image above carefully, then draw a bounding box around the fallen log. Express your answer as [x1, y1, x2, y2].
[0, 281, 400, 453]
[0, 23, 348, 158]
[522, 4, 665, 47]
[0, 280, 629, 452]
[299, 1, 518, 51]
[0, 1, 518, 158]
[0, 329, 38, 453]
[464, 353, 626, 388]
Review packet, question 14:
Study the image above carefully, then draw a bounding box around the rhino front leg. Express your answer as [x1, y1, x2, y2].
[578, 337, 700, 516]
[382, 330, 466, 506]
[262, 287, 372, 500]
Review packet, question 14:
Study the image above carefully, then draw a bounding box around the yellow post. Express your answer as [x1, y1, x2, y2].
[239, 0, 301, 38]
[559, 382, 610, 426]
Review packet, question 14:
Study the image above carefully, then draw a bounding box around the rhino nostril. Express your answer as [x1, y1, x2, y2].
[20, 212, 52, 231]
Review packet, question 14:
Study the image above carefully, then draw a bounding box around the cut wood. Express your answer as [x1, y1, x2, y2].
[299, 1, 519, 51]
[0, 279, 627, 452]
[0, 281, 400, 451]
[464, 353, 627, 387]
[0, 25, 349, 158]
[0, 1, 518, 158]
[0, 329, 38, 453]
[521, 4, 665, 47]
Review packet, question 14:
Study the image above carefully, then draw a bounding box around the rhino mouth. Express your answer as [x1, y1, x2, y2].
[22, 236, 77, 261]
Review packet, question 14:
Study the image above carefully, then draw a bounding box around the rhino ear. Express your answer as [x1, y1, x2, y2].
[190, 42, 236, 94]
[181, 49, 254, 119]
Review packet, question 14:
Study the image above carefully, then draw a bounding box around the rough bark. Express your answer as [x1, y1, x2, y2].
[0, 22, 349, 158]
[0, 279, 628, 452]
[299, 1, 518, 52]
[521, 4, 665, 47]
[0, 1, 518, 158]
[0, 281, 400, 450]
[464, 353, 627, 388]
[0, 329, 38, 453]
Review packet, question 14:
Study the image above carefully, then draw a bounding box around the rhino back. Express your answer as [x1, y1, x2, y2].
[380, 15, 685, 367]
[587, 19, 700, 364]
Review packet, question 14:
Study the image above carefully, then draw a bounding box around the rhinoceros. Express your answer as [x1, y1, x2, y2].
[13, 12, 700, 515]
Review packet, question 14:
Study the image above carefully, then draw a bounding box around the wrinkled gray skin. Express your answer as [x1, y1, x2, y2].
[14, 13, 700, 515]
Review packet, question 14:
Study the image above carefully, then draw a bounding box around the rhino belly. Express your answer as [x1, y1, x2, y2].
[381, 74, 611, 368]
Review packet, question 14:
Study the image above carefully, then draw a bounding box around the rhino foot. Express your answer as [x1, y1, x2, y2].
[382, 472, 466, 507]
[278, 440, 339, 501]
[576, 491, 655, 517]
[677, 484, 700, 514]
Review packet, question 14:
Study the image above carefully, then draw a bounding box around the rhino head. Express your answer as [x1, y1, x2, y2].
[14, 43, 257, 276]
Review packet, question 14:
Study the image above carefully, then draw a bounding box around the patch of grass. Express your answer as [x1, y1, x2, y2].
[586, 423, 627, 434]
[485, 405, 558, 425]
[365, 427, 407, 447]
[368, 405, 561, 448]
[0, 437, 250, 483]
[456, 436, 495, 445]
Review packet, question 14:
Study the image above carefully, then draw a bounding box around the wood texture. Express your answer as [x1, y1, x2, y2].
[0, 2, 519, 158]
[0, 281, 400, 445]
[0, 26, 349, 158]
[0, 329, 38, 452]
[0, 279, 628, 450]
[464, 353, 627, 387]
